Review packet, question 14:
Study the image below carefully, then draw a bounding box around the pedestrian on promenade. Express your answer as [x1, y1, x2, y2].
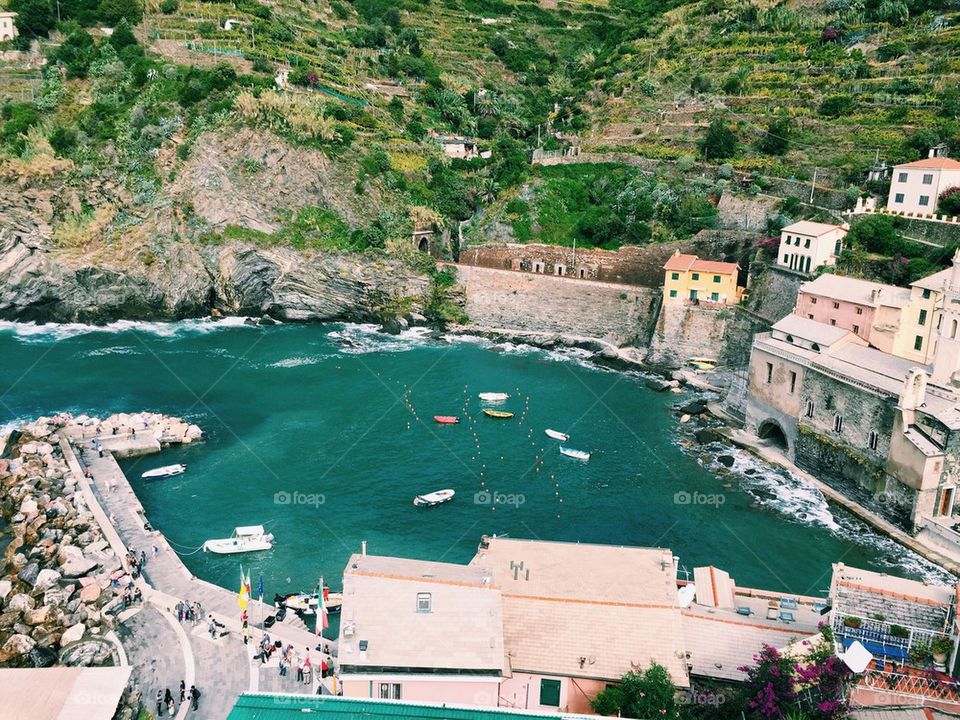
[189, 686, 201, 711]
[179, 680, 186, 703]
[132, 428, 137, 439]
[279, 656, 287, 677]
[98, 448, 104, 458]
[303, 651, 312, 686]
[164, 688, 173, 712]
[295, 651, 304, 682]
[208, 615, 217, 639]
[166, 696, 175, 716]
[156, 690, 163, 715]
[193, 602, 202, 625]
[85, 467, 92, 479]
[242, 620, 250, 645]
[140, 550, 146, 566]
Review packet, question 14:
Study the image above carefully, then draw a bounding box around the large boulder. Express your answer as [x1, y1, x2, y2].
[60, 622, 85, 646]
[79, 584, 100, 603]
[33, 569, 61, 592]
[30, 646, 58, 668]
[43, 587, 73, 608]
[61, 557, 98, 578]
[0, 634, 36, 663]
[57, 545, 84, 565]
[17, 562, 39, 587]
[24, 605, 54, 625]
[0, 580, 11, 601]
[7, 594, 36, 613]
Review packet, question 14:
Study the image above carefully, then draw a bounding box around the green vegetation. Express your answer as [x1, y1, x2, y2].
[590, 664, 678, 718]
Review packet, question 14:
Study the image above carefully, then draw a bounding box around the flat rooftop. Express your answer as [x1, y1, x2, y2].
[800, 273, 911, 308]
[0, 667, 132, 720]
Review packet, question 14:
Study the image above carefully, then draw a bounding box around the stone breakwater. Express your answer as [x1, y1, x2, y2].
[0, 412, 195, 668]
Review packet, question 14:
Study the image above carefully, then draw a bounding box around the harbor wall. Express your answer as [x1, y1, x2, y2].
[647, 304, 734, 369]
[450, 264, 661, 346]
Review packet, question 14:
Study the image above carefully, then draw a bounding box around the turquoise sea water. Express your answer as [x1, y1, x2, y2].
[0, 319, 952, 611]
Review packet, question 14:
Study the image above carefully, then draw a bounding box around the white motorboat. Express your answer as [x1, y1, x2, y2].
[413, 489, 455, 507]
[478, 392, 509, 402]
[559, 446, 591, 461]
[203, 525, 275, 554]
[545, 429, 569, 441]
[141, 464, 186, 479]
[277, 588, 344, 614]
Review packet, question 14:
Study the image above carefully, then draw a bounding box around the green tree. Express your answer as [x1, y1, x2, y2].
[9, 0, 55, 37]
[108, 18, 138, 51]
[54, 29, 98, 79]
[819, 94, 856, 117]
[758, 118, 791, 155]
[699, 119, 738, 160]
[590, 664, 677, 718]
[940, 188, 960, 216]
[97, 0, 143, 25]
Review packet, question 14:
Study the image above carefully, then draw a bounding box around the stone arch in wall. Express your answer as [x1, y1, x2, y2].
[756, 418, 789, 451]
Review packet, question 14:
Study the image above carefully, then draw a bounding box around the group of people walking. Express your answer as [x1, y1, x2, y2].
[155, 682, 201, 715]
[175, 599, 204, 625]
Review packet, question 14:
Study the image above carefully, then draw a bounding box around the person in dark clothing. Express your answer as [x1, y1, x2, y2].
[189, 686, 201, 711]
[156, 690, 163, 715]
[179, 680, 186, 703]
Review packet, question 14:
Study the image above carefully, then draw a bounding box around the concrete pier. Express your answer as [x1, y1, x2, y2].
[58, 421, 339, 720]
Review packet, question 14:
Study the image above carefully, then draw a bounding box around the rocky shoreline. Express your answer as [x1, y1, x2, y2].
[0, 412, 196, 672]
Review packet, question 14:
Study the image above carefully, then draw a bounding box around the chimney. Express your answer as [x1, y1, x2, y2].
[871, 288, 880, 303]
[361, 540, 367, 556]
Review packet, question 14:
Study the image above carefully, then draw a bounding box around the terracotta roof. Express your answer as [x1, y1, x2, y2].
[897, 157, 960, 170]
[781, 221, 846, 237]
[470, 538, 689, 685]
[663, 253, 738, 275]
[338, 554, 505, 675]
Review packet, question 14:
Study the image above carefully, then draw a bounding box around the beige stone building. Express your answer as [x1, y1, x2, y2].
[0, 11, 17, 41]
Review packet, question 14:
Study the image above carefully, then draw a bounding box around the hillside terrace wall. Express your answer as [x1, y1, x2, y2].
[449, 264, 660, 346]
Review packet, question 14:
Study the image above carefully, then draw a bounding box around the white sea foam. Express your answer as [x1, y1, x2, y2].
[81, 345, 142, 358]
[329, 324, 433, 354]
[0, 316, 253, 343]
[269, 356, 327, 368]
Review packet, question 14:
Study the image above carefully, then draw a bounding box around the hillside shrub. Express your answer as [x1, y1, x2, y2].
[819, 94, 856, 117]
[699, 119, 738, 160]
[940, 188, 960, 216]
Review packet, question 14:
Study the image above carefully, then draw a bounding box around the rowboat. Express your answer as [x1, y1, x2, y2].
[559, 446, 591, 461]
[203, 525, 275, 554]
[141, 464, 186, 479]
[478, 392, 509, 402]
[483, 409, 514, 419]
[434, 415, 460, 424]
[545, 429, 569, 441]
[275, 587, 343, 614]
[413, 489, 455, 507]
[689, 357, 717, 371]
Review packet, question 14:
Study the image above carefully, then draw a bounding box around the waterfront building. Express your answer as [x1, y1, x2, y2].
[794, 274, 910, 352]
[662, 251, 742, 305]
[886, 154, 960, 216]
[745, 252, 960, 544]
[778, 221, 847, 274]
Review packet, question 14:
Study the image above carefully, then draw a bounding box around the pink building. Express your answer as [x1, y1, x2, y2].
[795, 274, 910, 353]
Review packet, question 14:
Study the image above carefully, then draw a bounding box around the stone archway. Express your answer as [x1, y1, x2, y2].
[757, 418, 789, 451]
[418, 236, 429, 252]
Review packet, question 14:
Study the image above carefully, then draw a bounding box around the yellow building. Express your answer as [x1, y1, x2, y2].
[892, 268, 949, 363]
[662, 251, 742, 305]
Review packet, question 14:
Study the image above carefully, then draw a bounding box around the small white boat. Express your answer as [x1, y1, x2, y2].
[478, 392, 509, 402]
[559, 446, 591, 461]
[413, 489, 455, 507]
[203, 525, 275, 554]
[545, 429, 569, 441]
[277, 588, 343, 614]
[141, 464, 186, 479]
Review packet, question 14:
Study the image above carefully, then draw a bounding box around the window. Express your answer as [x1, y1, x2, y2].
[923, 289, 932, 299]
[671, 272, 679, 280]
[898, 172, 908, 182]
[805, 399, 814, 418]
[811, 297, 817, 304]
[869, 431, 879, 451]
[765, 362, 773, 383]
[785, 235, 792, 244]
[807, 314, 814, 319]
[852, 324, 860, 334]
[923, 173, 934, 185]
[789, 371, 797, 394]
[379, 684, 401, 700]
[539, 680, 561, 707]
[416, 592, 432, 613]
[919, 309, 928, 326]
[915, 335, 924, 351]
[920, 195, 930, 207]
[713, 275, 721, 283]
[782, 254, 790, 264]
[834, 414, 843, 434]
[711, 292, 719, 302]
[669, 289, 677, 298]
[830, 319, 837, 326]
[804, 238, 811, 249]
[692, 273, 700, 280]
[855, 307, 863, 315]
[895, 193, 905, 204]
[832, 302, 840, 309]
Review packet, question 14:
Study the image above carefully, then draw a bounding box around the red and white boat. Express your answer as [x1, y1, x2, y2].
[434, 416, 460, 424]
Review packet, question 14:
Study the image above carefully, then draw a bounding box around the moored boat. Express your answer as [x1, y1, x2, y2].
[545, 429, 569, 441]
[559, 446, 591, 461]
[478, 392, 509, 402]
[413, 489, 455, 507]
[434, 415, 460, 424]
[275, 587, 343, 614]
[203, 525, 275, 554]
[483, 409, 514, 419]
[141, 464, 187, 479]
[688, 357, 717, 371]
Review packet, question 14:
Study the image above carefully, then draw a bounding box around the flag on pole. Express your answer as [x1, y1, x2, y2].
[257, 574, 264, 603]
[238, 565, 250, 612]
[317, 576, 328, 635]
